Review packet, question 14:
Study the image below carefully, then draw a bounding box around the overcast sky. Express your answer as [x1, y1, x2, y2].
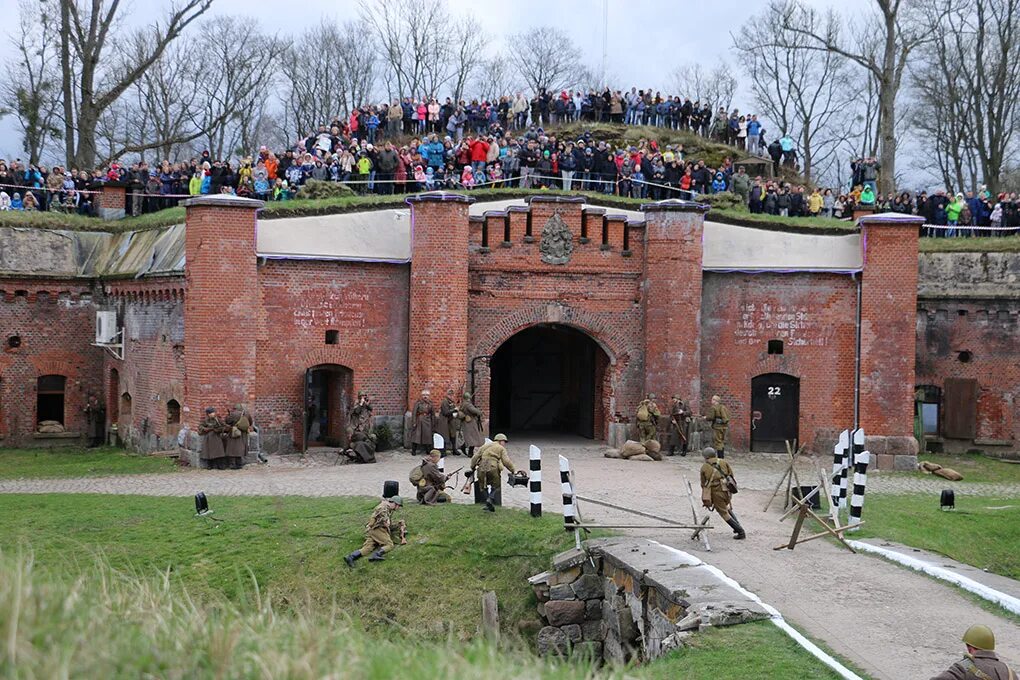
[0, 0, 871, 164]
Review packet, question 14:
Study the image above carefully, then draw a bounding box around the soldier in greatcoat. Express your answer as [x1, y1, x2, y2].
[223, 404, 251, 470]
[349, 391, 374, 441]
[437, 389, 460, 456]
[198, 406, 227, 469]
[668, 395, 691, 457]
[458, 391, 485, 457]
[83, 394, 106, 448]
[410, 389, 435, 456]
[704, 395, 731, 458]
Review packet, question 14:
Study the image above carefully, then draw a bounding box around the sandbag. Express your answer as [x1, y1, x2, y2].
[38, 423, 65, 434]
[604, 449, 622, 459]
[932, 467, 963, 481]
[920, 461, 943, 473]
[620, 440, 646, 458]
[645, 448, 663, 461]
[629, 454, 654, 462]
[643, 439, 661, 454]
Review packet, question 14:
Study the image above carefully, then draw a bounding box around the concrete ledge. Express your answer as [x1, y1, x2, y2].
[182, 194, 265, 209]
[525, 195, 587, 205]
[31, 431, 81, 439]
[404, 191, 474, 204]
[639, 199, 711, 213]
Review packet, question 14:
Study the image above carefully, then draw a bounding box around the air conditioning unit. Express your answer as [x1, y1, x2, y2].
[96, 311, 119, 344]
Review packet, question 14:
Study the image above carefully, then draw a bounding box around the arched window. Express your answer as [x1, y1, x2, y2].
[37, 375, 66, 427]
[120, 392, 132, 430]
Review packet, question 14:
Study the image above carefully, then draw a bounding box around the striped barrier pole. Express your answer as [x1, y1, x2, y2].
[559, 455, 576, 532]
[831, 429, 849, 519]
[843, 429, 862, 511]
[848, 430, 869, 530]
[529, 444, 542, 517]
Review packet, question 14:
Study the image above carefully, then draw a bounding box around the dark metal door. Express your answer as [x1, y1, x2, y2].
[751, 373, 800, 453]
[943, 378, 977, 439]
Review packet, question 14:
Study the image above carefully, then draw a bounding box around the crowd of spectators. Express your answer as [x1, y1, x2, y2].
[0, 86, 1015, 235]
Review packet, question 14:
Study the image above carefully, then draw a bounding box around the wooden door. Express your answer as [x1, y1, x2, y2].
[943, 378, 977, 439]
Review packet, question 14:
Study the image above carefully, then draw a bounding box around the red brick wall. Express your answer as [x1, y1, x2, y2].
[643, 204, 705, 406]
[407, 195, 471, 407]
[102, 280, 186, 450]
[916, 301, 1020, 444]
[183, 198, 260, 427]
[0, 281, 102, 444]
[254, 259, 409, 451]
[701, 272, 857, 452]
[859, 216, 922, 447]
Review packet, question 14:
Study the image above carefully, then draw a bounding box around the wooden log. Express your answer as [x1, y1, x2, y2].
[573, 523, 713, 530]
[481, 591, 499, 643]
[576, 494, 684, 526]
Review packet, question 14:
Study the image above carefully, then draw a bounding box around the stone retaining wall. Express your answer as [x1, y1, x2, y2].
[531, 537, 768, 663]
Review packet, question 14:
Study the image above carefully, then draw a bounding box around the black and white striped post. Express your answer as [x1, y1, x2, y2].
[529, 445, 542, 517]
[848, 430, 869, 530]
[830, 429, 849, 520]
[559, 455, 576, 532]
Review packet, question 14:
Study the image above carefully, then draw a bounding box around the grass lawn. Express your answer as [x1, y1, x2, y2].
[852, 494, 1020, 580]
[0, 493, 845, 679]
[0, 446, 177, 479]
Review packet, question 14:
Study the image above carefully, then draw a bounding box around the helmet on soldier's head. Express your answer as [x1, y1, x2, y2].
[647, 393, 656, 400]
[702, 447, 717, 459]
[494, 433, 508, 442]
[388, 495, 404, 507]
[672, 394, 681, 400]
[463, 392, 472, 399]
[962, 624, 995, 651]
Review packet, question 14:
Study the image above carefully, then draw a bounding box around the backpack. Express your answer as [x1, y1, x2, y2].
[637, 404, 649, 421]
[409, 464, 425, 486]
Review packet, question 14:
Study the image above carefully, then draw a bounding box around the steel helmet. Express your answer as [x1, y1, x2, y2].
[962, 624, 995, 651]
[388, 495, 404, 507]
[494, 433, 508, 442]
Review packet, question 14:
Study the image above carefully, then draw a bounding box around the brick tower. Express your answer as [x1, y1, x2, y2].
[182, 195, 263, 433]
[406, 192, 473, 414]
[641, 200, 709, 410]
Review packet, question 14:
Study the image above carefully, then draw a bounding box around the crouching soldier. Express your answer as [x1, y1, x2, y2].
[700, 447, 746, 539]
[469, 433, 515, 512]
[344, 496, 406, 567]
[931, 625, 1016, 680]
[414, 449, 453, 505]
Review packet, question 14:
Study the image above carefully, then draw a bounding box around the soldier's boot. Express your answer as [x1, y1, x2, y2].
[344, 550, 362, 568]
[668, 446, 676, 457]
[726, 513, 746, 540]
[484, 486, 496, 512]
[718, 448, 725, 459]
[679, 448, 688, 457]
[368, 549, 386, 561]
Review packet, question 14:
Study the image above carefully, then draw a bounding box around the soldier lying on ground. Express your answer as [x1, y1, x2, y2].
[344, 496, 406, 567]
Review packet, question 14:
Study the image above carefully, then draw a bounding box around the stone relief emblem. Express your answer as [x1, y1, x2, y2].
[539, 212, 574, 265]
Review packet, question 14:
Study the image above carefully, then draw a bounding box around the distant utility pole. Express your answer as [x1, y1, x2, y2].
[601, 0, 608, 86]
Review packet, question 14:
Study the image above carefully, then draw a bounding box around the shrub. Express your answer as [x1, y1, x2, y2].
[296, 179, 356, 200]
[373, 422, 394, 451]
[700, 191, 745, 211]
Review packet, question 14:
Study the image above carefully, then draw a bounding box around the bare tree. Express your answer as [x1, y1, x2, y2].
[445, 15, 485, 102]
[670, 63, 738, 113]
[781, 0, 932, 194]
[474, 57, 520, 102]
[58, 0, 213, 169]
[2, 0, 63, 165]
[282, 21, 374, 141]
[191, 16, 286, 161]
[507, 26, 585, 94]
[361, 0, 450, 99]
[734, 1, 856, 183]
[131, 40, 198, 162]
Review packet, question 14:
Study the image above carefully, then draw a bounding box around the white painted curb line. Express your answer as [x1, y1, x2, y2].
[651, 541, 863, 680]
[847, 540, 1020, 616]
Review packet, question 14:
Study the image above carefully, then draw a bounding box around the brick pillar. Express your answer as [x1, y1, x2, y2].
[641, 199, 708, 408]
[852, 205, 877, 223]
[182, 195, 263, 429]
[96, 183, 128, 220]
[406, 192, 473, 408]
[859, 213, 923, 466]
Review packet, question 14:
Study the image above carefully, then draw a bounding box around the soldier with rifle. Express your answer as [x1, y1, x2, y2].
[344, 496, 406, 567]
[668, 394, 691, 457]
[636, 393, 661, 445]
[412, 449, 459, 505]
[467, 433, 516, 512]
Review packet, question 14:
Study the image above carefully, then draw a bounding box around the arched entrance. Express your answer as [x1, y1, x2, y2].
[303, 364, 354, 450]
[489, 324, 609, 439]
[750, 373, 800, 452]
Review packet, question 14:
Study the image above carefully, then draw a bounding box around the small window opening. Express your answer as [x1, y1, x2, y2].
[6, 335, 21, 349]
[957, 350, 972, 363]
[37, 375, 66, 427]
[325, 330, 339, 345]
[767, 340, 784, 355]
[957, 309, 968, 317]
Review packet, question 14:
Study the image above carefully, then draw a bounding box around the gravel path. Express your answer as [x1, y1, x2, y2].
[3, 441, 1019, 679]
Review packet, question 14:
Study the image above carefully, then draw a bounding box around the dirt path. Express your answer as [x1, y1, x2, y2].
[2, 441, 1019, 679]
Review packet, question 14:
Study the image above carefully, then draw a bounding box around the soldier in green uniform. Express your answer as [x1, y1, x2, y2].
[470, 433, 516, 512]
[198, 406, 227, 469]
[931, 625, 1016, 680]
[349, 392, 374, 441]
[704, 395, 731, 458]
[668, 394, 691, 457]
[699, 447, 746, 539]
[415, 449, 453, 505]
[636, 393, 661, 445]
[344, 496, 406, 567]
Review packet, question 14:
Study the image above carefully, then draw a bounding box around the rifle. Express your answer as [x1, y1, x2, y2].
[461, 469, 475, 494]
[671, 416, 688, 447]
[445, 466, 464, 480]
